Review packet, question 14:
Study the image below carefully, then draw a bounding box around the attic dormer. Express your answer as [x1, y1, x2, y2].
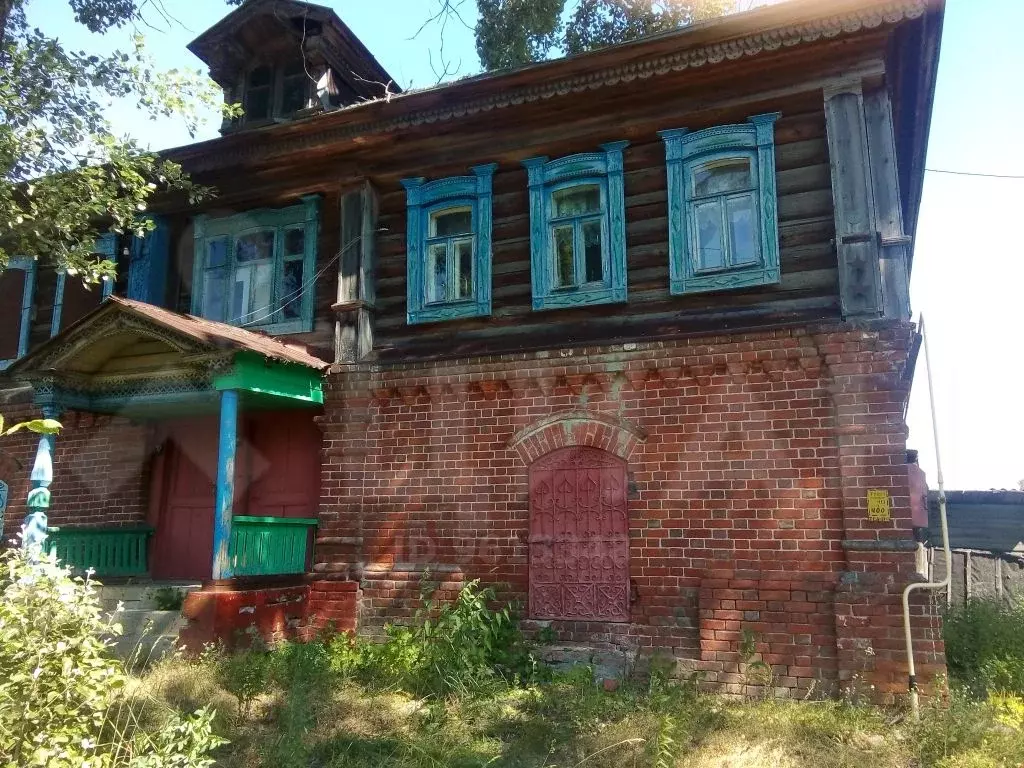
[187, 0, 399, 133]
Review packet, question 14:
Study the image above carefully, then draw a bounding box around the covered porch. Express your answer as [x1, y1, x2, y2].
[8, 296, 329, 586]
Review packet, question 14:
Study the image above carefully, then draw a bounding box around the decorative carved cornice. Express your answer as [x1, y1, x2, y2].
[176, 0, 928, 173]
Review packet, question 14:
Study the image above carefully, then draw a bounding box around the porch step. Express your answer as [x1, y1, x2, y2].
[97, 581, 202, 613]
[537, 643, 636, 683]
[107, 609, 188, 664]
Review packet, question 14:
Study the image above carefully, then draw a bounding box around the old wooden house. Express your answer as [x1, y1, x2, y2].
[0, 0, 946, 698]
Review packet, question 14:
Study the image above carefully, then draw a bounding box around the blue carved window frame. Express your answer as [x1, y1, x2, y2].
[401, 164, 496, 325]
[660, 113, 781, 295]
[51, 233, 117, 337]
[523, 141, 629, 310]
[0, 256, 36, 370]
[191, 195, 319, 335]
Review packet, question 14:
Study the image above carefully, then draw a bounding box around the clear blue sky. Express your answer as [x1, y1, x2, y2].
[26, 0, 1024, 491]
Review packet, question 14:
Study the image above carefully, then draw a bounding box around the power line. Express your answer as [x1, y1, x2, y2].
[926, 168, 1024, 179]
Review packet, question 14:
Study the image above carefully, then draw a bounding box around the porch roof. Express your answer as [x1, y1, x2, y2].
[8, 297, 328, 416]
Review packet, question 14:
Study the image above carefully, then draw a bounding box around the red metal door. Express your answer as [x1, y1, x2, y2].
[529, 446, 630, 622]
[150, 419, 219, 580]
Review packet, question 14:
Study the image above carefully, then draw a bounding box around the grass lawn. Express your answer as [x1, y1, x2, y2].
[130, 646, 1024, 768]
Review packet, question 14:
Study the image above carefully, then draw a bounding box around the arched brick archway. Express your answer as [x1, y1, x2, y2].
[507, 409, 645, 465]
[528, 446, 630, 622]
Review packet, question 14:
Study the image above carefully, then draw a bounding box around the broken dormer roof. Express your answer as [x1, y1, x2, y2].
[187, 0, 399, 104]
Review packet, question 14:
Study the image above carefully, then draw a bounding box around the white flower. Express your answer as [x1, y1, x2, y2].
[81, 738, 95, 750]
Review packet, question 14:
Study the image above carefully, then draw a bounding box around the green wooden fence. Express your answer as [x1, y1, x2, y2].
[46, 527, 153, 577]
[228, 516, 317, 577]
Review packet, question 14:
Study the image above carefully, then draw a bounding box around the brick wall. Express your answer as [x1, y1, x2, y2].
[318, 319, 945, 699]
[0, 398, 152, 540]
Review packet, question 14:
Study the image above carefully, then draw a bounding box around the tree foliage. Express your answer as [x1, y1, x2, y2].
[475, 0, 735, 71]
[0, 0, 229, 283]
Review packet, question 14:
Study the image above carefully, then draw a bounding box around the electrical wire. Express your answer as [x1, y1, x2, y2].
[231, 229, 382, 328]
[926, 168, 1024, 179]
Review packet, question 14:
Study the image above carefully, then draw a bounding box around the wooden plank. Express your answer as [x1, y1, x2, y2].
[824, 79, 882, 318]
[864, 86, 911, 320]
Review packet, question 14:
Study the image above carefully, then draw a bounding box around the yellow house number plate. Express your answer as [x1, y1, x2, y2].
[867, 489, 891, 522]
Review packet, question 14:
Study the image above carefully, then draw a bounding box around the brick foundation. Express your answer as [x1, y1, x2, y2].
[178, 579, 359, 649]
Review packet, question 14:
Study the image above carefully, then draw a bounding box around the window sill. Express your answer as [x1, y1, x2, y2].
[671, 264, 780, 295]
[532, 285, 627, 311]
[408, 300, 490, 325]
[243, 318, 313, 336]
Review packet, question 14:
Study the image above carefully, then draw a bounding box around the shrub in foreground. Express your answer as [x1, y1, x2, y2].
[0, 548, 224, 767]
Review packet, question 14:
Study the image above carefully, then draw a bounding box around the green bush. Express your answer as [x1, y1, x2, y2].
[943, 596, 1024, 695]
[0, 548, 225, 767]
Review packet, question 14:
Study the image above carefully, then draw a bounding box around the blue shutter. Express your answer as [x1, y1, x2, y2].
[127, 217, 170, 305]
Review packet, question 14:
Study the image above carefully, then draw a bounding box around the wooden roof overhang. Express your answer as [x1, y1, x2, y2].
[187, 0, 398, 101]
[166, 0, 943, 266]
[7, 297, 328, 419]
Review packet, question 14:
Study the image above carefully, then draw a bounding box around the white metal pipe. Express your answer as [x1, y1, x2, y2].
[902, 315, 951, 720]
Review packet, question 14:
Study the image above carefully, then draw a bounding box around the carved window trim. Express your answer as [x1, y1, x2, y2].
[191, 196, 319, 335]
[401, 164, 496, 325]
[0, 256, 36, 370]
[523, 142, 629, 311]
[51, 234, 117, 338]
[660, 114, 781, 295]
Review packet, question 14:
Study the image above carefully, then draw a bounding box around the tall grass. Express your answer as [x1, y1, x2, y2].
[943, 596, 1024, 696]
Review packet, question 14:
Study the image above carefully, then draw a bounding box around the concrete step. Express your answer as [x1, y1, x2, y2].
[97, 582, 202, 613]
[537, 643, 635, 683]
[107, 608, 188, 665]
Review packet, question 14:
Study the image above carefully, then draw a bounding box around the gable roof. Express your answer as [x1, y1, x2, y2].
[8, 296, 329, 376]
[187, 0, 398, 101]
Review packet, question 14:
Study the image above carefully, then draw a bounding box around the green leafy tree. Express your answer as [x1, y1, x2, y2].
[475, 0, 737, 71]
[0, 0, 231, 284]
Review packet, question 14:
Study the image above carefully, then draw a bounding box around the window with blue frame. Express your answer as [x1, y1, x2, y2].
[0, 256, 36, 369]
[401, 164, 496, 325]
[522, 141, 628, 311]
[51, 233, 117, 337]
[191, 196, 319, 335]
[660, 113, 781, 295]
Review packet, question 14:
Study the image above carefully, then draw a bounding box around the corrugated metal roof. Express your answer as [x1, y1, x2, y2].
[928, 490, 1024, 553]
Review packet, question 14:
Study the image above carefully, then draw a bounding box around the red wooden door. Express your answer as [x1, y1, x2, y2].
[529, 446, 630, 622]
[149, 419, 219, 580]
[242, 411, 320, 519]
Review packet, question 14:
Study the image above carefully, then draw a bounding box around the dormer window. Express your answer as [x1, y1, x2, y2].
[243, 65, 274, 122]
[236, 62, 313, 126]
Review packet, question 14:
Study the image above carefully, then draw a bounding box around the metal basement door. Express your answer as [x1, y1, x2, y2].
[528, 446, 630, 621]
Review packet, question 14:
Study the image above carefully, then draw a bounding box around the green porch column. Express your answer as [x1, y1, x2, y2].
[211, 389, 239, 580]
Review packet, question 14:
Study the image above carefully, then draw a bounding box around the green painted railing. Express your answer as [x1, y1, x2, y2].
[46, 526, 153, 577]
[228, 516, 317, 577]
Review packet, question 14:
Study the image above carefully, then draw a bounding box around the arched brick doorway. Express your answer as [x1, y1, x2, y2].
[528, 446, 629, 622]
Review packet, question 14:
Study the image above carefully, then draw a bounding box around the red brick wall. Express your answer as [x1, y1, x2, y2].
[0, 398, 152, 540]
[318, 319, 945, 699]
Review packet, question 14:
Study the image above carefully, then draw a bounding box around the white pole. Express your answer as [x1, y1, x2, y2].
[902, 315, 952, 720]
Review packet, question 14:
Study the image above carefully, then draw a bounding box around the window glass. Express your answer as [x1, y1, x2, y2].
[727, 195, 758, 265]
[236, 231, 275, 263]
[553, 185, 601, 218]
[694, 200, 725, 270]
[281, 259, 304, 319]
[430, 207, 472, 237]
[284, 228, 305, 256]
[692, 158, 752, 197]
[582, 220, 603, 283]
[281, 61, 308, 114]
[455, 239, 474, 299]
[245, 66, 273, 121]
[427, 242, 448, 304]
[553, 225, 575, 288]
